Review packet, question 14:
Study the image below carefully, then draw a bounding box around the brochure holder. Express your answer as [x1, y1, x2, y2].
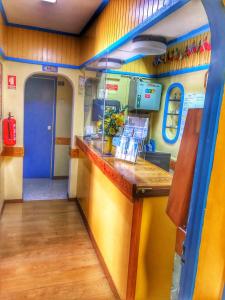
[115, 117, 149, 163]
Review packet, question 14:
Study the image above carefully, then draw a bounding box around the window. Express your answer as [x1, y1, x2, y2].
[162, 83, 184, 144]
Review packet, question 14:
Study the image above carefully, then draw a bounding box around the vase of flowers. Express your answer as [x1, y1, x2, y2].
[97, 107, 127, 154]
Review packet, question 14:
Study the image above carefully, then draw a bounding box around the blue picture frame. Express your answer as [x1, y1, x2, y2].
[162, 82, 184, 144]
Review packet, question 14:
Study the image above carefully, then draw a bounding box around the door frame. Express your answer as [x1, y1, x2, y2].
[23, 74, 57, 179]
[179, 1, 225, 298]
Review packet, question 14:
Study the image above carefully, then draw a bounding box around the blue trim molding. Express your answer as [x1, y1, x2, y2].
[124, 25, 210, 65]
[168, 24, 210, 46]
[0, 0, 109, 37]
[103, 69, 156, 79]
[4, 56, 80, 70]
[79, 0, 191, 68]
[162, 83, 184, 144]
[156, 65, 210, 78]
[179, 1, 225, 299]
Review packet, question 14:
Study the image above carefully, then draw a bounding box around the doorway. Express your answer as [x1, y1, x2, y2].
[23, 74, 73, 201]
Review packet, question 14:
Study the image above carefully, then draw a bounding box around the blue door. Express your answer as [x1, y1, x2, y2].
[23, 76, 56, 178]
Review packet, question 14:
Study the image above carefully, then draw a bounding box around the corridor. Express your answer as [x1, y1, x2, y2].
[0, 200, 116, 300]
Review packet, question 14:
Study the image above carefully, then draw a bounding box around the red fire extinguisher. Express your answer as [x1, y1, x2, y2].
[3, 112, 16, 146]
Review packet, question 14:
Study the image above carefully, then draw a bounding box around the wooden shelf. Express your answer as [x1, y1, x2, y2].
[169, 99, 181, 102]
[167, 113, 179, 116]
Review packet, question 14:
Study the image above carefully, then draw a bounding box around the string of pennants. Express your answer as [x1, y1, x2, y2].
[153, 36, 211, 66]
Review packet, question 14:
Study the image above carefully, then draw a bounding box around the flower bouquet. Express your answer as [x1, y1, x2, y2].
[97, 106, 127, 154]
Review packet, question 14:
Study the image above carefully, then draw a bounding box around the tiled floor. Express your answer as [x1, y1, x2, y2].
[23, 179, 68, 201]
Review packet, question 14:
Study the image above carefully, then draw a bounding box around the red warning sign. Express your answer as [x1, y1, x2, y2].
[8, 75, 16, 90]
[106, 84, 118, 91]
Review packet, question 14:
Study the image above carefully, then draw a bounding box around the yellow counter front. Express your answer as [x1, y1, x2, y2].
[76, 136, 176, 300]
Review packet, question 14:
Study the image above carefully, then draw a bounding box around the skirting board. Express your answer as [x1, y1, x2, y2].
[75, 199, 121, 300]
[0, 199, 24, 217]
[53, 176, 69, 180]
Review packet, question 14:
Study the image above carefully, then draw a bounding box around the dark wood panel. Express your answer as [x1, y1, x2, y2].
[1, 147, 24, 157]
[4, 199, 23, 203]
[55, 137, 71, 145]
[167, 109, 203, 227]
[170, 159, 176, 171]
[126, 199, 143, 300]
[52, 176, 68, 180]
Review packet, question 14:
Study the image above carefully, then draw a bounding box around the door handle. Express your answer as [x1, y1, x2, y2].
[47, 126, 52, 131]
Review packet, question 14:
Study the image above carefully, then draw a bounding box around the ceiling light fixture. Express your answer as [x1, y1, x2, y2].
[42, 0, 57, 3]
[131, 35, 167, 55]
[97, 58, 123, 69]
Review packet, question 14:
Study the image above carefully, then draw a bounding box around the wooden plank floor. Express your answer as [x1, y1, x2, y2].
[0, 200, 117, 300]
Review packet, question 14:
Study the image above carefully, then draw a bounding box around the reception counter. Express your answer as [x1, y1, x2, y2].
[76, 136, 176, 300]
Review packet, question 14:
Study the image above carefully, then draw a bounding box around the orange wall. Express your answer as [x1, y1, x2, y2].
[4, 27, 80, 66]
[0, 13, 6, 50]
[193, 87, 225, 300]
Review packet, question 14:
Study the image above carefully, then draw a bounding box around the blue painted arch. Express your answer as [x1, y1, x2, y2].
[162, 83, 184, 144]
[179, 1, 225, 299]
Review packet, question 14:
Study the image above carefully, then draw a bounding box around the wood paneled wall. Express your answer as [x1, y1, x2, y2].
[4, 27, 80, 66]
[0, 2, 210, 74]
[0, 13, 6, 50]
[80, 0, 168, 64]
[121, 56, 156, 75]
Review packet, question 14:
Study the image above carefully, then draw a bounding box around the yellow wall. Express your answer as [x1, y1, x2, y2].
[0, 57, 4, 209]
[77, 150, 133, 300]
[152, 70, 207, 159]
[1, 59, 95, 200]
[135, 196, 176, 300]
[80, 0, 165, 64]
[156, 32, 211, 75]
[193, 87, 225, 300]
[121, 56, 156, 75]
[54, 76, 73, 177]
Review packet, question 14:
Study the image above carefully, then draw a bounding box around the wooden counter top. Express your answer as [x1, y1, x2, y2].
[76, 136, 172, 200]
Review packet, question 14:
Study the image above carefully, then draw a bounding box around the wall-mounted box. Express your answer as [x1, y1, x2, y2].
[128, 80, 162, 111]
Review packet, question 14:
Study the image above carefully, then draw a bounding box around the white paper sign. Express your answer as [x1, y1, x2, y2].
[179, 93, 205, 139]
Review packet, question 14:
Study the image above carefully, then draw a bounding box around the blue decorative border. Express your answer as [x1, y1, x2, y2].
[178, 0, 225, 299]
[0, 0, 209, 72]
[0, 0, 109, 37]
[123, 24, 210, 65]
[156, 65, 210, 78]
[162, 82, 184, 144]
[52, 76, 58, 178]
[167, 24, 210, 46]
[124, 54, 146, 65]
[103, 65, 209, 79]
[4, 55, 80, 69]
[0, 45, 210, 78]
[79, 0, 191, 68]
[102, 69, 156, 79]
